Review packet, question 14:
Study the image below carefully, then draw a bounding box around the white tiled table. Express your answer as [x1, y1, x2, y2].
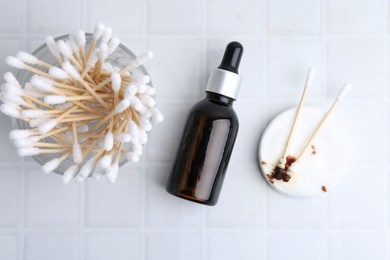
[0, 0, 388, 259]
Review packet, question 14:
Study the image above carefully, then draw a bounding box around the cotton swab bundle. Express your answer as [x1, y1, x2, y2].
[0, 23, 163, 183]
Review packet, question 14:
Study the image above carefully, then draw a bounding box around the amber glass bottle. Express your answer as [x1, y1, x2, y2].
[166, 42, 244, 206]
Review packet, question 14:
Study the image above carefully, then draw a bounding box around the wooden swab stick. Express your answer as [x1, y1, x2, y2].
[278, 67, 316, 166]
[294, 83, 351, 163]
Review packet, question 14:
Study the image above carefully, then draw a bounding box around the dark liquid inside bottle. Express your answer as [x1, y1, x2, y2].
[166, 92, 239, 206]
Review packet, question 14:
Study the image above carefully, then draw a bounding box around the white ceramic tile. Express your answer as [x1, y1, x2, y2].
[25, 233, 78, 260]
[268, 231, 323, 260]
[207, 164, 266, 228]
[328, 165, 386, 229]
[327, 0, 382, 34]
[327, 40, 383, 99]
[148, 0, 202, 34]
[267, 0, 320, 35]
[145, 164, 203, 228]
[25, 169, 80, 227]
[207, 0, 263, 34]
[208, 231, 263, 260]
[0, 234, 18, 260]
[334, 102, 382, 165]
[86, 233, 141, 260]
[85, 167, 141, 228]
[148, 39, 201, 100]
[207, 39, 264, 99]
[267, 40, 324, 99]
[27, 0, 82, 34]
[146, 232, 201, 260]
[267, 192, 326, 229]
[0, 0, 22, 32]
[230, 101, 267, 164]
[0, 114, 21, 163]
[146, 101, 194, 163]
[87, 0, 141, 35]
[0, 168, 19, 228]
[0, 39, 22, 80]
[328, 231, 386, 260]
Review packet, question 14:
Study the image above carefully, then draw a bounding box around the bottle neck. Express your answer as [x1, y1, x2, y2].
[205, 91, 234, 106]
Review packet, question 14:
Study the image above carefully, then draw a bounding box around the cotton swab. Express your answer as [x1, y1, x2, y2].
[45, 35, 63, 64]
[272, 67, 315, 180]
[1, 23, 163, 184]
[293, 83, 351, 163]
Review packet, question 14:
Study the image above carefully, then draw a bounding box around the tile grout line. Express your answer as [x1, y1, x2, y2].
[141, 1, 148, 259]
[263, 1, 270, 259]
[381, 0, 389, 258]
[201, 0, 208, 260]
[18, 166, 25, 260]
[321, 0, 329, 259]
[19, 0, 28, 258]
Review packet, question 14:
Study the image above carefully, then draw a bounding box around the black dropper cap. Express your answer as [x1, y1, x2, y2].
[217, 41, 244, 74]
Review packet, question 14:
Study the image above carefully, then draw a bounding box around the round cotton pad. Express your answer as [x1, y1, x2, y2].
[258, 106, 351, 198]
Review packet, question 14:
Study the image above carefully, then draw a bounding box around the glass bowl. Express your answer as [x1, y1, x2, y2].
[11, 34, 152, 175]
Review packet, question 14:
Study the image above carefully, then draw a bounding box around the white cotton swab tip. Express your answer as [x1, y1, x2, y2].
[2, 91, 25, 106]
[98, 43, 108, 59]
[126, 152, 140, 163]
[336, 83, 351, 101]
[100, 27, 112, 44]
[76, 30, 86, 48]
[139, 75, 150, 84]
[62, 61, 81, 80]
[30, 75, 54, 92]
[115, 99, 131, 113]
[18, 147, 39, 157]
[151, 108, 164, 122]
[45, 36, 60, 57]
[13, 137, 33, 148]
[0, 103, 21, 118]
[305, 66, 316, 87]
[115, 133, 131, 143]
[38, 118, 58, 134]
[93, 23, 105, 40]
[139, 117, 152, 131]
[57, 40, 73, 58]
[72, 142, 82, 164]
[49, 67, 68, 80]
[42, 158, 62, 174]
[106, 163, 119, 183]
[124, 84, 138, 99]
[111, 72, 121, 92]
[139, 94, 156, 107]
[107, 38, 120, 55]
[4, 72, 21, 87]
[29, 118, 48, 128]
[145, 86, 156, 96]
[44, 95, 68, 105]
[6, 56, 25, 69]
[103, 132, 114, 151]
[138, 129, 148, 144]
[62, 164, 79, 184]
[98, 155, 112, 169]
[21, 109, 47, 118]
[3, 82, 23, 96]
[132, 143, 143, 155]
[16, 51, 39, 64]
[9, 129, 35, 140]
[79, 157, 97, 177]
